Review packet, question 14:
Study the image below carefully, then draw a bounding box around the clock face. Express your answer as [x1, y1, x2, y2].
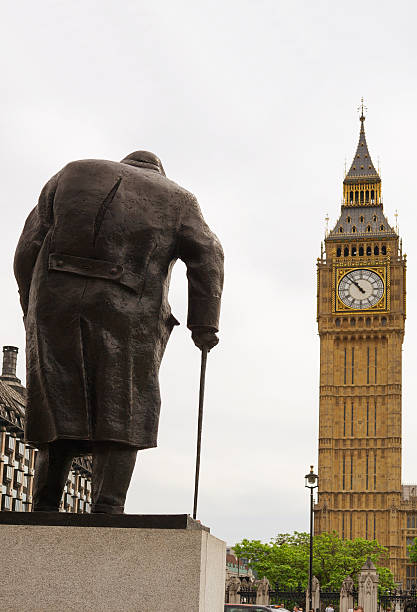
[338, 269, 384, 310]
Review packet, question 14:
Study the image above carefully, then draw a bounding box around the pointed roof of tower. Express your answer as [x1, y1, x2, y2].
[344, 111, 380, 184]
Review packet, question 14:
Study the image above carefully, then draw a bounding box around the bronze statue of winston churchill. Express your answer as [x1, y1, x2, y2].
[14, 151, 224, 513]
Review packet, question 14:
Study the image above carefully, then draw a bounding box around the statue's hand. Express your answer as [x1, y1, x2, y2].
[191, 327, 219, 351]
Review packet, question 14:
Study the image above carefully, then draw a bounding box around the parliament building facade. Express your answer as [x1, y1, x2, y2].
[315, 109, 417, 588]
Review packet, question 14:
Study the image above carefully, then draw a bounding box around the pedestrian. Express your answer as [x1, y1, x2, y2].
[325, 604, 334, 612]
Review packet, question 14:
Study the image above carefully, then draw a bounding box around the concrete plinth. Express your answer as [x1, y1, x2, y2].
[0, 513, 226, 612]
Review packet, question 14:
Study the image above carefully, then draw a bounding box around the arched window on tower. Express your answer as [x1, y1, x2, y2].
[337, 247, 341, 257]
[360, 191, 364, 203]
[352, 226, 356, 233]
[381, 245, 386, 255]
[366, 246, 372, 256]
[360, 216, 364, 223]
[380, 224, 384, 231]
[347, 216, 351, 223]
[373, 214, 377, 222]
[355, 191, 359, 203]
[359, 246, 364, 256]
[350, 191, 354, 203]
[366, 225, 371, 233]
[374, 245, 379, 255]
[365, 190, 369, 203]
[371, 190, 375, 203]
[344, 246, 349, 257]
[339, 227, 344, 233]
[351, 246, 357, 256]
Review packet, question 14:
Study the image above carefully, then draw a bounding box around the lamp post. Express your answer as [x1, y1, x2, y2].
[305, 465, 319, 612]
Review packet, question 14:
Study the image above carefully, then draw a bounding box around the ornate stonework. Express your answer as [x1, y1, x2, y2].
[315, 110, 414, 587]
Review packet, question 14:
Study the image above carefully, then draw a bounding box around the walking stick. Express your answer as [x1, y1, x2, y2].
[193, 346, 208, 520]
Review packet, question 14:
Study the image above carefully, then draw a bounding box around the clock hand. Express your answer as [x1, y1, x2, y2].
[350, 278, 366, 294]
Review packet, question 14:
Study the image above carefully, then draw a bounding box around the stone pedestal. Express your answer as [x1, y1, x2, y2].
[0, 512, 226, 612]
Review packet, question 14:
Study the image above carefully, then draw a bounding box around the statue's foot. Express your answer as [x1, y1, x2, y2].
[33, 506, 60, 512]
[91, 504, 125, 514]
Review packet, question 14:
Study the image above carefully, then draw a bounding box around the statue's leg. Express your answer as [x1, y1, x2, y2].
[32, 440, 75, 511]
[91, 442, 137, 514]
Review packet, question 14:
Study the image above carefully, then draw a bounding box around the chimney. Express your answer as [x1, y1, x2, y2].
[1, 346, 20, 381]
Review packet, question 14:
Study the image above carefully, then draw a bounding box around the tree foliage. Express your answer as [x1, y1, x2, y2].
[233, 531, 395, 592]
[408, 537, 417, 563]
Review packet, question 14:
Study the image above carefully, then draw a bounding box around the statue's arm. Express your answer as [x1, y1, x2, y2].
[177, 195, 224, 334]
[14, 172, 60, 315]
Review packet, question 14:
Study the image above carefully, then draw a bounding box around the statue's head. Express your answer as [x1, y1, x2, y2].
[120, 151, 165, 176]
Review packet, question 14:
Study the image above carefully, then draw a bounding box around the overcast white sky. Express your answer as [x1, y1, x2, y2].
[2, 0, 417, 545]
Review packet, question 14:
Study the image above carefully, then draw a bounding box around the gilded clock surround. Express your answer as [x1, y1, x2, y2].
[333, 262, 389, 313]
[314, 109, 413, 588]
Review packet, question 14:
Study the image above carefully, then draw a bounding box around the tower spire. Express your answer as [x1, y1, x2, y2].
[343, 102, 381, 206]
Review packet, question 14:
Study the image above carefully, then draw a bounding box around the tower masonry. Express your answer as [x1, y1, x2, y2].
[315, 109, 416, 587]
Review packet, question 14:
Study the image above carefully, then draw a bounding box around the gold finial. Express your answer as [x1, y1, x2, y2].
[325, 213, 329, 237]
[358, 96, 367, 122]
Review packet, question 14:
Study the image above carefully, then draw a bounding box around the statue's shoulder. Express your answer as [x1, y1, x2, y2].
[61, 158, 121, 174]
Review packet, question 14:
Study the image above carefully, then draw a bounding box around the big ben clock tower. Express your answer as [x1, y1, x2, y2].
[315, 105, 408, 582]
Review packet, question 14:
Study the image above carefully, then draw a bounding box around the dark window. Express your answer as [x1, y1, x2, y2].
[366, 455, 369, 490]
[343, 402, 346, 436]
[352, 226, 357, 234]
[373, 214, 377, 222]
[365, 190, 369, 202]
[360, 216, 364, 223]
[352, 246, 357, 255]
[366, 246, 371, 255]
[350, 191, 354, 203]
[337, 247, 341, 257]
[380, 224, 384, 231]
[355, 191, 359, 203]
[344, 246, 349, 256]
[339, 227, 344, 233]
[344, 348, 347, 384]
[382, 245, 386, 255]
[360, 191, 364, 203]
[359, 246, 364, 256]
[347, 216, 351, 223]
[371, 190, 375, 202]
[367, 226, 371, 233]
[374, 246, 379, 255]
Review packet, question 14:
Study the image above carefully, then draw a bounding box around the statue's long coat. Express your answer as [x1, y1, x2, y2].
[14, 159, 223, 449]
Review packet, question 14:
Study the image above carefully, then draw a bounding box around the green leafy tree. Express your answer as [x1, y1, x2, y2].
[408, 537, 417, 563]
[233, 531, 395, 592]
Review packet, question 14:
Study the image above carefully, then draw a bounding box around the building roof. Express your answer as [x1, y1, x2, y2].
[327, 205, 396, 240]
[344, 114, 380, 184]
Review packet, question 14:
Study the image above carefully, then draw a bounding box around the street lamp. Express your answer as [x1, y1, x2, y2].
[305, 465, 319, 612]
